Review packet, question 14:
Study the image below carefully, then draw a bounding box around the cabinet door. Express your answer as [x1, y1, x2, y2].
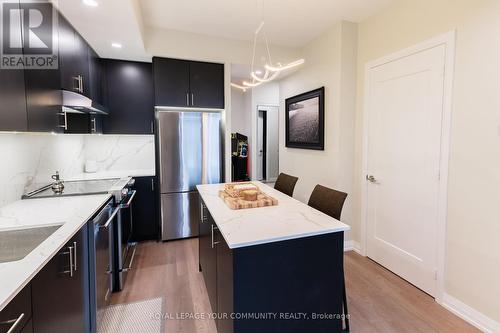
[32, 225, 89, 333]
[131, 176, 158, 241]
[0, 284, 32, 333]
[216, 235, 234, 333]
[58, 14, 78, 93]
[153, 57, 190, 107]
[73, 33, 90, 97]
[103, 60, 155, 134]
[21, 1, 61, 132]
[0, 1, 27, 132]
[88, 49, 103, 104]
[189, 61, 224, 109]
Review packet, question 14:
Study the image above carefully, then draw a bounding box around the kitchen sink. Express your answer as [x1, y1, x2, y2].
[0, 224, 63, 263]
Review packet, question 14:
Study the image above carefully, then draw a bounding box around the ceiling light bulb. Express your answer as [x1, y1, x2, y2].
[255, 70, 262, 75]
[111, 42, 122, 49]
[82, 0, 98, 7]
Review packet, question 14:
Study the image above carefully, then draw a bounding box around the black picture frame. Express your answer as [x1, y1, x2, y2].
[285, 87, 325, 150]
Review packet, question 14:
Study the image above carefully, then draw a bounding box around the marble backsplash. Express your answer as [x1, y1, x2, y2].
[0, 133, 155, 207]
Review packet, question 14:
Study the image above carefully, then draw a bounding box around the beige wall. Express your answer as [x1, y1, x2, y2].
[278, 22, 358, 231]
[354, 0, 500, 324]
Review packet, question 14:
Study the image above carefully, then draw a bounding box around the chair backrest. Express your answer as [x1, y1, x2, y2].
[308, 184, 347, 220]
[274, 173, 299, 197]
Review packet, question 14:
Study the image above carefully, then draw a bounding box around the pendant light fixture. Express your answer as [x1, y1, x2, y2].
[231, 0, 305, 91]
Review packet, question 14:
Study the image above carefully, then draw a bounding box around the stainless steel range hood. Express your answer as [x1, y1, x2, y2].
[62, 90, 108, 115]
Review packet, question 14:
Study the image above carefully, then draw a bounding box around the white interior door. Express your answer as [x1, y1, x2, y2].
[366, 44, 446, 296]
[256, 112, 264, 180]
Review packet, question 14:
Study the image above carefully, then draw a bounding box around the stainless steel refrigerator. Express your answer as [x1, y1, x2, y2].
[157, 110, 223, 241]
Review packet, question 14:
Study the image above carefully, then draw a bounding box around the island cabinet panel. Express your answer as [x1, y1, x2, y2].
[31, 224, 90, 333]
[199, 198, 345, 333]
[199, 202, 218, 314]
[215, 233, 234, 333]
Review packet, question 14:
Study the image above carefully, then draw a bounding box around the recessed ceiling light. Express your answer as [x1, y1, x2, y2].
[82, 0, 98, 7]
[111, 42, 122, 49]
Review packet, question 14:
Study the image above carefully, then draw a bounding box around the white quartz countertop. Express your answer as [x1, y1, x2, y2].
[67, 169, 155, 181]
[196, 182, 350, 249]
[0, 194, 112, 311]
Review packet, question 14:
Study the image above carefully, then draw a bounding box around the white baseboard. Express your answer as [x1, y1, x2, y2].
[439, 293, 500, 333]
[343, 240, 362, 255]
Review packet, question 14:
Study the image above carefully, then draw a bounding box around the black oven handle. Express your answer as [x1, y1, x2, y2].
[120, 190, 137, 209]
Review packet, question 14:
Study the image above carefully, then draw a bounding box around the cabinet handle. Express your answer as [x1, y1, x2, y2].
[150, 121, 154, 134]
[73, 76, 80, 92]
[186, 93, 190, 106]
[61, 245, 74, 277]
[91, 117, 96, 133]
[151, 179, 154, 191]
[191, 93, 194, 106]
[73, 241, 77, 271]
[79, 75, 84, 93]
[211, 224, 220, 248]
[57, 112, 68, 130]
[0, 312, 25, 333]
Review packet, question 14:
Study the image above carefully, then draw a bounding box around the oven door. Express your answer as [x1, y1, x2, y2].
[114, 190, 137, 291]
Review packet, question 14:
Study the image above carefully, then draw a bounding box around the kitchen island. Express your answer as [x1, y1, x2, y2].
[197, 182, 350, 333]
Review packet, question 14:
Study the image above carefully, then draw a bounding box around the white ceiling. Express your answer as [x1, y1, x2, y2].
[139, 0, 393, 47]
[55, 0, 150, 62]
[56, 0, 393, 62]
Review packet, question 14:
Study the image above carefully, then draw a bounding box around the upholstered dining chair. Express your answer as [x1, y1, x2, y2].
[308, 184, 349, 332]
[274, 173, 299, 197]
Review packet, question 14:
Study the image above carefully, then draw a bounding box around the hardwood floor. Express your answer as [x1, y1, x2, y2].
[110, 239, 479, 333]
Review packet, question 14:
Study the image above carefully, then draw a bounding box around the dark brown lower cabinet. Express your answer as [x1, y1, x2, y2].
[0, 284, 32, 333]
[31, 224, 90, 333]
[131, 176, 159, 241]
[199, 197, 345, 333]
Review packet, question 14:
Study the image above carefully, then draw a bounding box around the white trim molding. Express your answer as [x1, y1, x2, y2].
[360, 31, 456, 301]
[440, 294, 500, 333]
[343, 240, 362, 254]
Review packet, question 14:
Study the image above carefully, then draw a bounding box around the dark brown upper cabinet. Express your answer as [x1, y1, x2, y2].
[102, 59, 154, 134]
[0, 0, 27, 132]
[153, 57, 224, 109]
[58, 13, 90, 97]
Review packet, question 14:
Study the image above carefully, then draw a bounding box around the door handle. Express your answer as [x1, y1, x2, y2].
[366, 175, 378, 183]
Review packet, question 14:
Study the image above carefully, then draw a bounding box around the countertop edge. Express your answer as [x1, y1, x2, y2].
[197, 182, 351, 250]
[0, 194, 113, 311]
